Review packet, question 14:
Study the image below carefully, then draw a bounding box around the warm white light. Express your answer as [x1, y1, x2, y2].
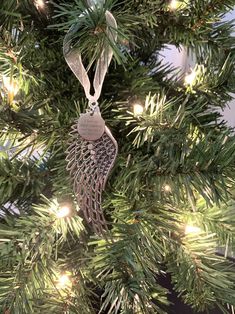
[133, 103, 144, 116]
[56, 206, 70, 218]
[56, 274, 72, 289]
[185, 225, 201, 235]
[163, 184, 171, 192]
[34, 0, 45, 9]
[169, 0, 180, 10]
[2, 76, 19, 96]
[184, 70, 197, 86]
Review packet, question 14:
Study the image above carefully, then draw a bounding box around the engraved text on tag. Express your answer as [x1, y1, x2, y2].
[77, 112, 105, 141]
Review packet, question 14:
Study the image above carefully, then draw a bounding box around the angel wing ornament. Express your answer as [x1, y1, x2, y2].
[66, 108, 117, 234]
[63, 8, 118, 234]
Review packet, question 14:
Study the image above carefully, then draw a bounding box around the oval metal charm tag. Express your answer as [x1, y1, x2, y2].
[77, 112, 105, 141]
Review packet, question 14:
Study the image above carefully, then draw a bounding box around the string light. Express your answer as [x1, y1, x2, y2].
[169, 0, 180, 10]
[133, 103, 144, 116]
[56, 206, 70, 218]
[2, 76, 19, 96]
[169, 0, 188, 10]
[34, 0, 45, 9]
[163, 184, 171, 192]
[56, 273, 72, 289]
[185, 225, 201, 235]
[184, 70, 197, 86]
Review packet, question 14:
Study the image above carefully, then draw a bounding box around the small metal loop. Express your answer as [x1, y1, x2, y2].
[88, 101, 99, 115]
[89, 101, 98, 110]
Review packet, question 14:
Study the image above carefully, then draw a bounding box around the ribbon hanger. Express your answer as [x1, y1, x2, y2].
[63, 5, 117, 110]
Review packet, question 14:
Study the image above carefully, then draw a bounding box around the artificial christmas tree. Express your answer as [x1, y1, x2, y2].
[0, 0, 235, 313]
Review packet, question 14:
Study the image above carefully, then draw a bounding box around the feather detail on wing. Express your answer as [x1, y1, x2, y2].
[66, 122, 118, 235]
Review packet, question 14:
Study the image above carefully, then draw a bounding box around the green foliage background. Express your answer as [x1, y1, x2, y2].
[0, 0, 235, 313]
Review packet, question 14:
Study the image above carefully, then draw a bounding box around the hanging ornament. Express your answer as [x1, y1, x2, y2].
[64, 7, 118, 235]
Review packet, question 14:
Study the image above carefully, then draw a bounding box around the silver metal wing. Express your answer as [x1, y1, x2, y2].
[66, 122, 118, 235]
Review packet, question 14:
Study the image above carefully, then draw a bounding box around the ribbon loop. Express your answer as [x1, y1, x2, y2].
[63, 8, 117, 105]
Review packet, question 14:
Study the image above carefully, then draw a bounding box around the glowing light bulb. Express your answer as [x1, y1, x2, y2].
[169, 0, 180, 10]
[163, 184, 171, 192]
[133, 103, 144, 116]
[184, 70, 197, 86]
[185, 225, 201, 235]
[2, 76, 19, 96]
[34, 0, 45, 9]
[56, 274, 72, 289]
[56, 206, 70, 218]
